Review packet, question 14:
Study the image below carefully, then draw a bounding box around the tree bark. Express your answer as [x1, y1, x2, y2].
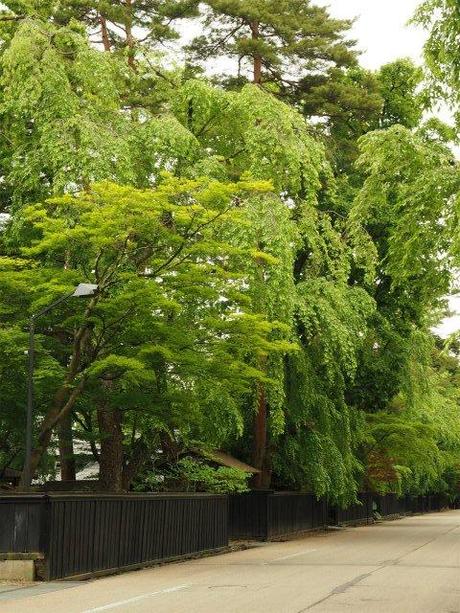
[252, 379, 271, 488]
[122, 439, 148, 491]
[20, 377, 86, 486]
[99, 15, 111, 52]
[250, 20, 262, 85]
[97, 402, 124, 492]
[58, 413, 76, 481]
[19, 297, 98, 486]
[125, 0, 136, 70]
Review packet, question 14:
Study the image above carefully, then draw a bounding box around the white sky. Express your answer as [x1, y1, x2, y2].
[317, 0, 425, 69]
[436, 296, 460, 338]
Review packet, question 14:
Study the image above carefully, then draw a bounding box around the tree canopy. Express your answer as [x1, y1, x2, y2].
[0, 0, 459, 504]
[413, 0, 460, 124]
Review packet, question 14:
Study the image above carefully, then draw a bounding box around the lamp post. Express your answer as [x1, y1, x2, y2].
[23, 283, 98, 488]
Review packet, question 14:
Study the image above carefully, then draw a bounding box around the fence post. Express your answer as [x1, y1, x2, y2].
[38, 495, 51, 581]
[264, 491, 273, 540]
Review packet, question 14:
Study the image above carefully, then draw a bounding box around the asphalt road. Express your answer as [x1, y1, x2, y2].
[2, 510, 460, 613]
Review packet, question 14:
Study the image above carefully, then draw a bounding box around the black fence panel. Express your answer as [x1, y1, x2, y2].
[334, 494, 372, 525]
[268, 493, 327, 539]
[375, 493, 407, 517]
[0, 493, 228, 580]
[229, 491, 327, 540]
[426, 494, 443, 512]
[229, 491, 270, 539]
[450, 497, 460, 510]
[0, 495, 44, 553]
[408, 495, 430, 514]
[46, 493, 228, 580]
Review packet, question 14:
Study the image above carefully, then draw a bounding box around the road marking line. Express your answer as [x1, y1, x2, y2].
[81, 584, 191, 612]
[266, 549, 318, 563]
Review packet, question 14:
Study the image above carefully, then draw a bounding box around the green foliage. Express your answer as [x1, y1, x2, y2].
[0, 20, 133, 209]
[412, 0, 460, 124]
[170, 457, 250, 494]
[0, 0, 200, 60]
[0, 324, 63, 475]
[305, 59, 426, 176]
[377, 59, 425, 129]
[350, 125, 459, 314]
[0, 0, 459, 502]
[274, 280, 375, 505]
[364, 333, 460, 495]
[1, 175, 286, 483]
[170, 80, 325, 199]
[347, 123, 460, 497]
[187, 0, 356, 87]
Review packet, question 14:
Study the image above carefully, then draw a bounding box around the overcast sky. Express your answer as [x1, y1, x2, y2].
[317, 0, 425, 69]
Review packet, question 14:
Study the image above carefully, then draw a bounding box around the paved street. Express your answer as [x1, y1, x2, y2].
[1, 510, 459, 613]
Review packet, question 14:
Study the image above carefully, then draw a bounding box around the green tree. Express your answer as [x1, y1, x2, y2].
[303, 65, 382, 176]
[305, 59, 425, 177]
[347, 125, 460, 495]
[364, 334, 460, 496]
[1, 176, 290, 489]
[0, 0, 199, 67]
[0, 20, 133, 211]
[377, 59, 424, 129]
[413, 0, 460, 124]
[349, 125, 458, 317]
[187, 0, 356, 86]
[164, 80, 377, 499]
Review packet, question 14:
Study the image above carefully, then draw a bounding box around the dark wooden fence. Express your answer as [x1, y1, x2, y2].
[229, 491, 327, 540]
[229, 491, 449, 540]
[0, 494, 45, 554]
[375, 493, 408, 517]
[0, 491, 451, 579]
[335, 493, 446, 526]
[406, 494, 444, 514]
[333, 493, 372, 525]
[0, 493, 228, 580]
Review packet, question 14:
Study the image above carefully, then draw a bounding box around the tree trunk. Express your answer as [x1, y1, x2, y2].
[20, 377, 86, 486]
[122, 439, 148, 491]
[58, 413, 76, 481]
[252, 380, 271, 488]
[97, 403, 124, 492]
[125, 0, 136, 70]
[160, 431, 180, 464]
[250, 20, 262, 84]
[19, 299, 97, 486]
[99, 15, 111, 52]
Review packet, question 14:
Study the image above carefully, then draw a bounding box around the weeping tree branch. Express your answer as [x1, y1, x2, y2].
[0, 14, 26, 21]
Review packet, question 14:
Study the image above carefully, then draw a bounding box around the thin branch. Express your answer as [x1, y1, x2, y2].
[94, 248, 105, 282]
[0, 14, 25, 21]
[41, 378, 87, 440]
[148, 206, 233, 278]
[203, 24, 244, 55]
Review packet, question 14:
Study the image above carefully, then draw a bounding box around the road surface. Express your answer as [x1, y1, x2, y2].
[1, 510, 459, 612]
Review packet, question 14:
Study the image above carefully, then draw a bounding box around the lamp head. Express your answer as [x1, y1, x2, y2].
[72, 283, 98, 297]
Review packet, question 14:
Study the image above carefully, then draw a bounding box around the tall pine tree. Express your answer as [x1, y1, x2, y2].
[187, 0, 356, 87]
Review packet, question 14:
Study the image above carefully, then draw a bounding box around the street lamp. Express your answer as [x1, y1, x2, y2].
[23, 283, 98, 488]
